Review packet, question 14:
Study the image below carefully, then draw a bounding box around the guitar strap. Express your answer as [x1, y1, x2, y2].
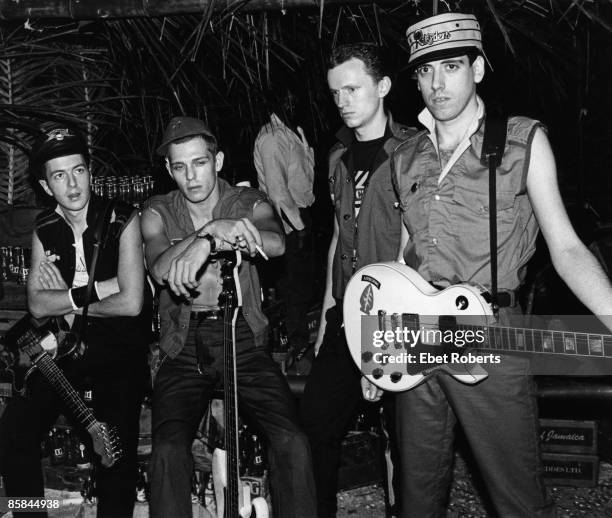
[480, 114, 508, 318]
[76, 197, 119, 348]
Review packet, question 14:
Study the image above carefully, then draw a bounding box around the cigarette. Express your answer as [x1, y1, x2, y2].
[255, 244, 269, 261]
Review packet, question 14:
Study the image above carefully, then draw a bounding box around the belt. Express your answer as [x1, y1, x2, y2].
[492, 290, 519, 308]
[431, 283, 519, 308]
[190, 309, 223, 321]
[479, 289, 519, 308]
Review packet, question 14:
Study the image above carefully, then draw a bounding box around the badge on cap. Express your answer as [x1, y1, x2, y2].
[406, 13, 483, 68]
[45, 128, 74, 142]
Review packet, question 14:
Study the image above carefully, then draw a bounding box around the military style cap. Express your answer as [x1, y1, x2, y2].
[29, 125, 89, 178]
[157, 116, 216, 156]
[406, 13, 482, 69]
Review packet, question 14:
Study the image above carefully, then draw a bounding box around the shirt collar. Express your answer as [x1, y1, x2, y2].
[418, 96, 484, 184]
[335, 112, 394, 148]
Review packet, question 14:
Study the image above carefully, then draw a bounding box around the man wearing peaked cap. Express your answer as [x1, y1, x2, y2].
[141, 116, 317, 518]
[381, 11, 612, 517]
[406, 13, 483, 69]
[0, 123, 152, 517]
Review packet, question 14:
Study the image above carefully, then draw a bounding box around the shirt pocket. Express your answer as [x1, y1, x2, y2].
[450, 185, 516, 243]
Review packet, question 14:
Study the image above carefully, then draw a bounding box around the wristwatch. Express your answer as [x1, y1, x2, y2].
[196, 233, 217, 255]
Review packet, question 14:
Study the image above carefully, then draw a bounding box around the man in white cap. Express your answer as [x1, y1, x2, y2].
[367, 11, 612, 517]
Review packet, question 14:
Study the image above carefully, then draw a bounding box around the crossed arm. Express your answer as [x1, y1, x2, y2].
[141, 200, 285, 298]
[27, 214, 145, 319]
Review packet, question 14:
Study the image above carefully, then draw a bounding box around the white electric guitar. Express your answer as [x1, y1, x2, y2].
[343, 262, 612, 392]
[212, 251, 269, 518]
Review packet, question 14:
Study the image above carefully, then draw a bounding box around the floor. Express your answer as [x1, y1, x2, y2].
[2, 457, 611, 517]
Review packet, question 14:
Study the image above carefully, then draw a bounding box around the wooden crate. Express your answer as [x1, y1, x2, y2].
[539, 419, 598, 454]
[542, 452, 599, 487]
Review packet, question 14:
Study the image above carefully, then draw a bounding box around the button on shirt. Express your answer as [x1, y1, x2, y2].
[254, 113, 315, 233]
[395, 98, 541, 291]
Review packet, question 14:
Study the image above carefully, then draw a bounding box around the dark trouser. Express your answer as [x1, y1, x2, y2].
[396, 355, 556, 518]
[149, 314, 317, 518]
[300, 306, 362, 518]
[278, 207, 314, 351]
[0, 353, 147, 518]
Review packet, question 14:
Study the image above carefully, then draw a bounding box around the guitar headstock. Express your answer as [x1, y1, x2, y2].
[219, 251, 243, 310]
[91, 422, 123, 468]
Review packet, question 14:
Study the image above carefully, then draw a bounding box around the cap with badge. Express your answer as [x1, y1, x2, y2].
[406, 13, 483, 69]
[29, 125, 89, 179]
[156, 116, 217, 156]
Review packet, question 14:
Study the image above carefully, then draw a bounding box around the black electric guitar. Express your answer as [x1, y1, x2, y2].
[1, 315, 79, 394]
[343, 262, 612, 392]
[212, 252, 268, 518]
[0, 315, 122, 467]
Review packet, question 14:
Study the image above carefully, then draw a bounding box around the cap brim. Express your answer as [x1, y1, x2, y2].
[409, 46, 481, 70]
[30, 140, 88, 173]
[156, 131, 215, 156]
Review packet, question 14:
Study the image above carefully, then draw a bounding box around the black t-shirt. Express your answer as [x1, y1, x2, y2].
[351, 135, 386, 216]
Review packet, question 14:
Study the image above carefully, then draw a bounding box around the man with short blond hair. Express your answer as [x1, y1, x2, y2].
[142, 116, 316, 518]
[300, 44, 416, 517]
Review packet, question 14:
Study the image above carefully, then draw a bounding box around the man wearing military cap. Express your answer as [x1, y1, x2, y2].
[0, 123, 152, 517]
[141, 116, 316, 518]
[373, 11, 612, 517]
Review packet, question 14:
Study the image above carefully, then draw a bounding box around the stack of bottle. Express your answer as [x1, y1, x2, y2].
[42, 426, 92, 470]
[92, 175, 155, 208]
[0, 246, 30, 285]
[237, 424, 266, 478]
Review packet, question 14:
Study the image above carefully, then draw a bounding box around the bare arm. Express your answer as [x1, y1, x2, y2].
[143, 200, 285, 298]
[527, 128, 612, 317]
[83, 215, 144, 317]
[28, 215, 144, 319]
[140, 206, 201, 285]
[28, 232, 73, 318]
[314, 217, 339, 355]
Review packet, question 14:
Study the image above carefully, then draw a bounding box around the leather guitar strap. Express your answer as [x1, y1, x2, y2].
[77, 197, 118, 348]
[480, 114, 508, 318]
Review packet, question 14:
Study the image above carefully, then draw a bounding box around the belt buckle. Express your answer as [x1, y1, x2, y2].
[506, 290, 516, 308]
[191, 309, 222, 321]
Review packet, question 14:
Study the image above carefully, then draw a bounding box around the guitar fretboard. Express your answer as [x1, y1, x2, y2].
[221, 254, 242, 518]
[377, 312, 612, 358]
[464, 323, 612, 358]
[34, 353, 97, 430]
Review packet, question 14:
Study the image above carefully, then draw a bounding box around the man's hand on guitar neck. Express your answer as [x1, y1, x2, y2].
[361, 377, 383, 402]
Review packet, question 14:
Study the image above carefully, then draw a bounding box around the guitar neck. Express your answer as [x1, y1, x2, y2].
[459, 322, 612, 358]
[222, 252, 243, 518]
[224, 309, 241, 516]
[34, 353, 97, 431]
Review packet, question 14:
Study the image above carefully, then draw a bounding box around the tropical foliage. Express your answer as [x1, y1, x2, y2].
[0, 0, 610, 205]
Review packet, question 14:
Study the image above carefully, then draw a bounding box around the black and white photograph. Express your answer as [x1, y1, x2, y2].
[0, 1, 612, 516]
